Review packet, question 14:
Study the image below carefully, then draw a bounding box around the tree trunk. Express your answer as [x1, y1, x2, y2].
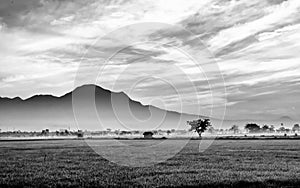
[198, 132, 202, 138]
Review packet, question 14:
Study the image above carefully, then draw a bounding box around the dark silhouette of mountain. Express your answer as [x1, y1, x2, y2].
[0, 85, 203, 131]
[1, 85, 297, 131]
[278, 116, 294, 122]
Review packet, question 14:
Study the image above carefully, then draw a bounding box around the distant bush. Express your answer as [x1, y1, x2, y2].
[245, 123, 260, 133]
[292, 124, 300, 132]
[229, 125, 239, 134]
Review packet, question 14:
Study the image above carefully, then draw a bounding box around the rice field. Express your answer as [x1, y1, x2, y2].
[0, 139, 299, 187]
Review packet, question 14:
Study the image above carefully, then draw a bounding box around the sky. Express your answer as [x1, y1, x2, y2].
[0, 0, 300, 120]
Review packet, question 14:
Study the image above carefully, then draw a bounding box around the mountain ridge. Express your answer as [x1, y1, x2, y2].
[0, 84, 205, 118]
[1, 85, 296, 131]
[0, 84, 203, 131]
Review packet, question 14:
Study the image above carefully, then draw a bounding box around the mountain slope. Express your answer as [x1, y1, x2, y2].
[1, 85, 296, 131]
[0, 85, 201, 131]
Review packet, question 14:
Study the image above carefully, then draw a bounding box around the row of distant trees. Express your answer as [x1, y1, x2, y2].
[1, 120, 299, 138]
[91, 129, 183, 136]
[244, 123, 299, 133]
[0, 129, 84, 138]
[187, 118, 300, 137]
[0, 129, 184, 137]
[41, 129, 84, 137]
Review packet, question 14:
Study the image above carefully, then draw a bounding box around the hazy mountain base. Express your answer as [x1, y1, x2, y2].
[0, 132, 299, 141]
[1, 84, 297, 132]
[0, 85, 201, 131]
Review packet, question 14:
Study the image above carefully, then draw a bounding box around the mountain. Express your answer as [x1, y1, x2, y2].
[279, 116, 294, 122]
[0, 85, 203, 131]
[1, 85, 297, 131]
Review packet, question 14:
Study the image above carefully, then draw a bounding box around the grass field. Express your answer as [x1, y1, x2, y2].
[0, 139, 299, 187]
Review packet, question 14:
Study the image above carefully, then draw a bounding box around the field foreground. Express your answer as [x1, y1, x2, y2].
[0, 140, 299, 187]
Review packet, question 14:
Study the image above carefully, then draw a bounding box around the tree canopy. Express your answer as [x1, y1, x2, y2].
[292, 124, 300, 132]
[187, 118, 211, 137]
[245, 123, 260, 133]
[229, 125, 239, 134]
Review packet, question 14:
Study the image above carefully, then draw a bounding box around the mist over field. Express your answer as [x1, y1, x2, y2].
[1, 84, 298, 132]
[0, 0, 300, 187]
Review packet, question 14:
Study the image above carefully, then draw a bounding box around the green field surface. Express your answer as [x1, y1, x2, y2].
[0, 140, 299, 187]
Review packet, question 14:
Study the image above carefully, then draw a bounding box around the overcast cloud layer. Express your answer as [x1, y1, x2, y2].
[0, 0, 300, 120]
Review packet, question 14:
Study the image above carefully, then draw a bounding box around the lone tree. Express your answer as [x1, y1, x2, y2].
[262, 125, 270, 132]
[166, 130, 171, 135]
[229, 125, 239, 134]
[187, 118, 211, 138]
[292, 124, 300, 132]
[245, 123, 260, 133]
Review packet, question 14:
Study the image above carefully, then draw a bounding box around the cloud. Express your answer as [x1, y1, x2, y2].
[207, 0, 300, 51]
[0, 0, 299, 119]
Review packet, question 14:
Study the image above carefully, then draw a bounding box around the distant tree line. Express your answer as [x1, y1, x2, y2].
[1, 122, 299, 138]
[245, 123, 299, 133]
[187, 118, 300, 137]
[0, 129, 84, 138]
[0, 128, 188, 138]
